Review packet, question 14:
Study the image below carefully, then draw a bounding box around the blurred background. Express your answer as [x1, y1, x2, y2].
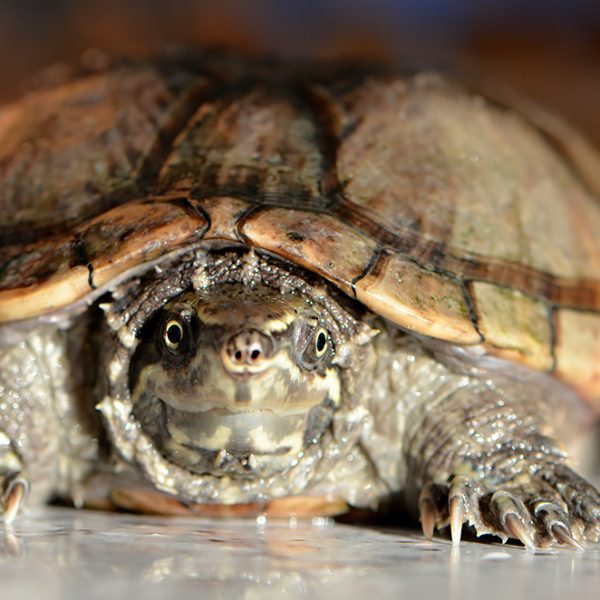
[0, 0, 599, 145]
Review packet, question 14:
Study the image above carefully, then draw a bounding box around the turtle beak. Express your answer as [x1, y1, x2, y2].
[220, 329, 276, 375]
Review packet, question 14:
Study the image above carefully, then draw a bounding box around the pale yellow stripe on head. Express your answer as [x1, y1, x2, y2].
[262, 309, 299, 333]
[249, 426, 304, 454]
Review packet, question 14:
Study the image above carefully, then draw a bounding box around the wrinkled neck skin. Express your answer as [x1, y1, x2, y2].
[98, 246, 384, 506]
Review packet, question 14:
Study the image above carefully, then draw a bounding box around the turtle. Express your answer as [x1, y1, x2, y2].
[0, 53, 599, 549]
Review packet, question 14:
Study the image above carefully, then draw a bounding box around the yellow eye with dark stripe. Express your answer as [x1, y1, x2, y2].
[314, 328, 328, 357]
[164, 319, 184, 350]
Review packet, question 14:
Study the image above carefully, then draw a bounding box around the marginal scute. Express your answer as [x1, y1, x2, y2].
[240, 207, 378, 295]
[471, 282, 553, 371]
[84, 201, 208, 286]
[354, 252, 480, 344]
[0, 265, 92, 324]
[0, 201, 208, 322]
[554, 310, 600, 404]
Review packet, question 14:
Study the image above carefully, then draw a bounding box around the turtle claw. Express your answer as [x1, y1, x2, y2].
[504, 513, 536, 549]
[1, 476, 28, 525]
[419, 494, 436, 539]
[418, 482, 448, 540]
[533, 500, 582, 549]
[418, 477, 487, 545]
[448, 475, 483, 544]
[418, 466, 600, 548]
[491, 490, 536, 549]
[449, 496, 465, 545]
[551, 523, 583, 550]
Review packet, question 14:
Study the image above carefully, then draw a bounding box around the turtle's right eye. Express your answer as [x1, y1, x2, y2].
[164, 319, 184, 350]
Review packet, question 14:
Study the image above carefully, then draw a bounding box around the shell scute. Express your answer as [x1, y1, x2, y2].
[471, 282, 553, 371]
[199, 196, 251, 242]
[158, 86, 325, 204]
[554, 310, 600, 400]
[354, 251, 480, 344]
[240, 207, 378, 295]
[0, 64, 209, 240]
[0, 58, 599, 402]
[329, 74, 600, 280]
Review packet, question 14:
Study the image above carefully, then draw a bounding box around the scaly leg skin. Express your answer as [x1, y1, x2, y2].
[0, 433, 28, 524]
[404, 381, 600, 549]
[0, 325, 101, 525]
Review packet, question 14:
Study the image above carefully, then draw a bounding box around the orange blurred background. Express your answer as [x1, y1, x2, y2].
[0, 1, 599, 146]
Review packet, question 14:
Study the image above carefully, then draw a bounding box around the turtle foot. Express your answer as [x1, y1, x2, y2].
[418, 466, 600, 549]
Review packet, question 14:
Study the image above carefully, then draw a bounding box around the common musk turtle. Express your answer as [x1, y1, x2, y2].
[0, 54, 599, 548]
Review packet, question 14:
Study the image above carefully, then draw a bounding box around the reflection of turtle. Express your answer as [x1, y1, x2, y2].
[1, 55, 599, 548]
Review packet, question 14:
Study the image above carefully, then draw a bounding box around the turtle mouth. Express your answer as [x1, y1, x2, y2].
[165, 405, 309, 456]
[132, 390, 336, 478]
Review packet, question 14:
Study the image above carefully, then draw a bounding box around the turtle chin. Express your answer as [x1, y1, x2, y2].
[132, 388, 338, 479]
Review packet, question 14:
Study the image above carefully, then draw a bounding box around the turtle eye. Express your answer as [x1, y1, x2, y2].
[157, 308, 197, 362]
[295, 320, 332, 370]
[164, 319, 184, 350]
[314, 328, 328, 357]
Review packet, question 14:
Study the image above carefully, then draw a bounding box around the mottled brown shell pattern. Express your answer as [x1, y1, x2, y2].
[0, 56, 599, 402]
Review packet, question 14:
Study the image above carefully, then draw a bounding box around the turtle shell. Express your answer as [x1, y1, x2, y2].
[0, 56, 599, 403]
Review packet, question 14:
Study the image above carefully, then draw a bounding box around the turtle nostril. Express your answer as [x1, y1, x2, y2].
[223, 330, 274, 370]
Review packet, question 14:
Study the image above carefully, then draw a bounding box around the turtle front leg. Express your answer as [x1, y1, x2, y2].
[0, 326, 100, 523]
[403, 382, 600, 548]
[0, 433, 28, 524]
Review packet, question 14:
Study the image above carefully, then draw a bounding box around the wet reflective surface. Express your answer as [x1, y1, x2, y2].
[1, 507, 599, 599]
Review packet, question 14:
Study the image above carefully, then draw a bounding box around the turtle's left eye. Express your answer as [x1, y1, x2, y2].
[314, 328, 328, 357]
[294, 319, 332, 370]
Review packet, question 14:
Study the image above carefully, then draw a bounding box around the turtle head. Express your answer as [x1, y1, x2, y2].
[130, 283, 341, 478]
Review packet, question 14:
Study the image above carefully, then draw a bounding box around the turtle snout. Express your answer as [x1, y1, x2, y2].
[221, 329, 275, 372]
